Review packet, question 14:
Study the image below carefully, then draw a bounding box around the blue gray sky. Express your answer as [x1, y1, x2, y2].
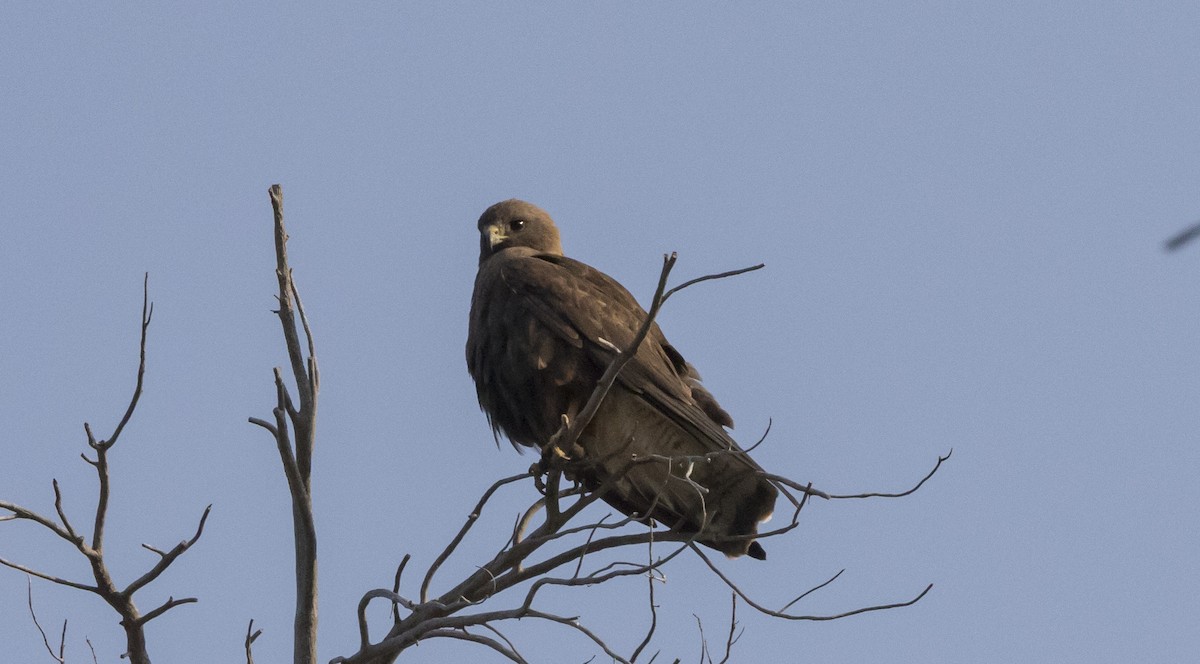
[3, 3, 1199, 662]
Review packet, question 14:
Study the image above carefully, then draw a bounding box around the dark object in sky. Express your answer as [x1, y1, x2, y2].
[1164, 221, 1200, 252]
[466, 200, 778, 559]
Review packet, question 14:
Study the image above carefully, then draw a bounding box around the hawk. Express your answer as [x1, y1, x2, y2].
[466, 200, 778, 559]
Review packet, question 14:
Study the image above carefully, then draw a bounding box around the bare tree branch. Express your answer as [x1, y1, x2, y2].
[27, 577, 66, 664]
[717, 593, 741, 664]
[0, 498, 86, 549]
[250, 184, 320, 664]
[420, 472, 533, 603]
[90, 273, 152, 557]
[0, 558, 95, 592]
[125, 505, 211, 596]
[52, 480, 80, 544]
[391, 555, 411, 625]
[409, 608, 632, 664]
[422, 628, 526, 663]
[693, 612, 709, 664]
[779, 569, 844, 613]
[245, 619, 263, 664]
[478, 623, 528, 663]
[336, 426, 939, 663]
[138, 596, 199, 625]
[101, 272, 153, 451]
[662, 263, 764, 302]
[825, 449, 952, 499]
[629, 536, 661, 663]
[690, 544, 933, 621]
[0, 276, 206, 664]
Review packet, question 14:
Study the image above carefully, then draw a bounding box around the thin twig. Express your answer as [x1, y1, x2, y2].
[717, 593, 740, 664]
[125, 504, 212, 597]
[630, 533, 659, 663]
[779, 569, 844, 613]
[420, 472, 533, 603]
[518, 542, 689, 612]
[140, 543, 167, 557]
[479, 624, 528, 664]
[825, 450, 952, 499]
[741, 419, 772, 454]
[247, 417, 278, 436]
[690, 544, 933, 621]
[138, 596, 198, 625]
[662, 263, 764, 303]
[392, 608, 633, 664]
[571, 514, 611, 579]
[57, 617, 67, 662]
[422, 628, 526, 663]
[91, 276, 151, 554]
[245, 619, 263, 664]
[514, 498, 547, 553]
[0, 499, 84, 548]
[392, 554, 411, 624]
[102, 272, 153, 450]
[52, 480, 79, 543]
[0, 556, 94, 593]
[27, 577, 66, 664]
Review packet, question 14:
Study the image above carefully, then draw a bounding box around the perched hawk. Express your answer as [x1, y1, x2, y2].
[466, 200, 778, 559]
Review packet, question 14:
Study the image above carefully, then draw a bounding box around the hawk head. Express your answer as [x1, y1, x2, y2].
[477, 199, 563, 264]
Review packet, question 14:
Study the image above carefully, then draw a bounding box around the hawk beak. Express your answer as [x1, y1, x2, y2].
[487, 225, 508, 250]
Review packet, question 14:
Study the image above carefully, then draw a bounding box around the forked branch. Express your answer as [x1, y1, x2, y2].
[0, 276, 206, 664]
[690, 545, 933, 622]
[248, 184, 320, 664]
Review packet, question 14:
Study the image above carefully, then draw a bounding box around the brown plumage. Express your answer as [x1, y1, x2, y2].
[466, 200, 778, 559]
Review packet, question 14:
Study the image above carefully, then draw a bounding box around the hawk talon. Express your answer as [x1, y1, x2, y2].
[537, 413, 577, 473]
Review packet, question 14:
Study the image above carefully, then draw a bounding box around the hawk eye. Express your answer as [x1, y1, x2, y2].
[510, 219, 526, 231]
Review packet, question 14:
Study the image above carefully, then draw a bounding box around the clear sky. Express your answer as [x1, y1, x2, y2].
[2, 3, 1198, 663]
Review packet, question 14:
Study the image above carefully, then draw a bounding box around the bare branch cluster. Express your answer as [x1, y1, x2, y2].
[326, 254, 945, 664]
[0, 276, 209, 664]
